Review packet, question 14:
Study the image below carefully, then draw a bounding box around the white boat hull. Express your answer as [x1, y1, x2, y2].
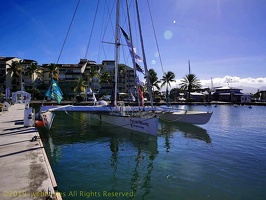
[92, 114, 158, 136]
[157, 110, 213, 125]
[40, 105, 213, 125]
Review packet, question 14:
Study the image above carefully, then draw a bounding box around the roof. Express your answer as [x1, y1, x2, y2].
[0, 57, 16, 62]
[78, 59, 96, 65]
[22, 59, 37, 63]
[215, 86, 242, 90]
[102, 60, 115, 65]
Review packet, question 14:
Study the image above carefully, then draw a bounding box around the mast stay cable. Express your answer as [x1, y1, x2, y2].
[56, 0, 81, 64]
[146, 0, 165, 74]
[84, 0, 100, 59]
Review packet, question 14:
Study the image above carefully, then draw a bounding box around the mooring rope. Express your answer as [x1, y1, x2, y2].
[158, 110, 188, 123]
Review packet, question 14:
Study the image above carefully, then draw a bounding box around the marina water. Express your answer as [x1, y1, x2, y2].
[38, 104, 266, 200]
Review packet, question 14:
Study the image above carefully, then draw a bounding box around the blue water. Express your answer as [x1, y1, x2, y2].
[39, 105, 266, 200]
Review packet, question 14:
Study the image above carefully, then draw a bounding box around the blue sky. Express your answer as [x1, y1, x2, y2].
[1, 0, 266, 92]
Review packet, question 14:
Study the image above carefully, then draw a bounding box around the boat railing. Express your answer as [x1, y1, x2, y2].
[155, 106, 188, 112]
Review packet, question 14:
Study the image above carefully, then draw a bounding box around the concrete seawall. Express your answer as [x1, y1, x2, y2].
[0, 103, 61, 200]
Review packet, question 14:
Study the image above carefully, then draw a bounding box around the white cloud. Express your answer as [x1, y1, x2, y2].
[202, 76, 266, 88]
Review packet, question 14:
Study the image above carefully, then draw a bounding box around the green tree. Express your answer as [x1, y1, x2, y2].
[170, 88, 179, 100]
[43, 63, 59, 81]
[179, 74, 202, 100]
[161, 71, 176, 103]
[7, 60, 23, 77]
[25, 62, 43, 83]
[118, 65, 126, 76]
[24, 62, 43, 99]
[148, 69, 160, 99]
[118, 64, 126, 92]
[84, 66, 99, 90]
[25, 62, 43, 82]
[73, 78, 86, 93]
[100, 71, 111, 84]
[7, 60, 24, 90]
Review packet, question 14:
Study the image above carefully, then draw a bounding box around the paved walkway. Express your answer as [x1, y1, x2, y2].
[0, 103, 61, 200]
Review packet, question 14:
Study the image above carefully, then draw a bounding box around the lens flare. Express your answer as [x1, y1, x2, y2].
[164, 31, 173, 40]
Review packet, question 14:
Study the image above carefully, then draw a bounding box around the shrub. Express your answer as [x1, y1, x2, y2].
[154, 97, 161, 102]
[75, 95, 84, 102]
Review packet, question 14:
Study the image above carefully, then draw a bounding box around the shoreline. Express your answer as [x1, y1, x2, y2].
[29, 100, 266, 107]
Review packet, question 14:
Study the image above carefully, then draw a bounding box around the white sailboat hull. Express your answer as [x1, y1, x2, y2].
[92, 114, 158, 136]
[157, 110, 213, 125]
[41, 105, 213, 125]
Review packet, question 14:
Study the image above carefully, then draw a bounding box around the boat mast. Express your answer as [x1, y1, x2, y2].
[135, 0, 154, 107]
[114, 0, 120, 106]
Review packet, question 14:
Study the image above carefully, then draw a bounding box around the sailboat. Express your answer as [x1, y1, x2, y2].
[91, 0, 158, 136]
[39, 0, 212, 128]
[154, 106, 213, 125]
[152, 61, 212, 125]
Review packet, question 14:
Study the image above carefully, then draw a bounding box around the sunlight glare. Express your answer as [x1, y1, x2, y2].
[164, 30, 173, 40]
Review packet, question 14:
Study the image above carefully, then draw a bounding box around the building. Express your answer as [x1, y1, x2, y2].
[0, 57, 21, 90]
[0, 57, 37, 91]
[1, 56, 138, 100]
[190, 92, 205, 102]
[100, 60, 135, 96]
[259, 90, 266, 102]
[42, 59, 98, 99]
[212, 86, 246, 102]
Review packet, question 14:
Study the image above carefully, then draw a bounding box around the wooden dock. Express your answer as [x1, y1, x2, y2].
[0, 103, 61, 200]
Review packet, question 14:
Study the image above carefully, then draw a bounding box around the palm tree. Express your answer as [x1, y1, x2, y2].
[7, 60, 24, 90]
[73, 78, 87, 102]
[118, 64, 126, 92]
[118, 65, 126, 76]
[179, 73, 202, 100]
[84, 66, 99, 91]
[161, 71, 176, 103]
[24, 62, 43, 99]
[25, 62, 43, 83]
[43, 63, 59, 81]
[148, 69, 160, 99]
[100, 71, 111, 84]
[73, 78, 86, 93]
[7, 60, 23, 77]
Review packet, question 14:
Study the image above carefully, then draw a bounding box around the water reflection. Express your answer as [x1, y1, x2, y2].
[38, 112, 210, 199]
[89, 122, 158, 198]
[38, 112, 159, 199]
[159, 121, 211, 144]
[36, 107, 266, 200]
